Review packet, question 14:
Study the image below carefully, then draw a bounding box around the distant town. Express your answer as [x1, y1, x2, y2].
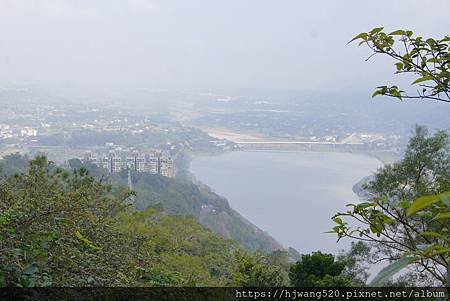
[0, 88, 235, 169]
[0, 86, 416, 169]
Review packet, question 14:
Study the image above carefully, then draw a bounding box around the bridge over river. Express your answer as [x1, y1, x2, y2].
[235, 141, 368, 152]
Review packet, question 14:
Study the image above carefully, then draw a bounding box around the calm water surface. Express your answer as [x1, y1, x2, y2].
[190, 151, 382, 254]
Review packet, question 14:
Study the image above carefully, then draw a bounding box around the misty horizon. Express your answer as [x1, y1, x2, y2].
[1, 0, 449, 93]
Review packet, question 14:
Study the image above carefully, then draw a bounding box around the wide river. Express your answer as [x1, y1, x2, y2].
[190, 151, 382, 254]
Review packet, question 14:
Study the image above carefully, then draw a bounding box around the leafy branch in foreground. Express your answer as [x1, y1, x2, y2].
[349, 27, 450, 103]
[331, 127, 450, 285]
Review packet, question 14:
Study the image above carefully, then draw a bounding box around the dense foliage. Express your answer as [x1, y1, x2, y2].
[289, 252, 353, 287]
[233, 251, 288, 286]
[0, 156, 286, 287]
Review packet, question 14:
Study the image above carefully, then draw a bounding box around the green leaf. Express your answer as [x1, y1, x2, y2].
[411, 75, 434, 85]
[389, 30, 406, 36]
[399, 201, 410, 209]
[438, 71, 450, 78]
[370, 27, 384, 34]
[23, 265, 38, 275]
[422, 247, 450, 257]
[333, 217, 343, 225]
[407, 195, 440, 216]
[440, 194, 450, 206]
[369, 256, 415, 287]
[371, 88, 387, 98]
[75, 231, 101, 250]
[435, 212, 450, 220]
[348, 32, 368, 44]
[427, 58, 440, 63]
[371, 91, 381, 98]
[421, 231, 446, 238]
[426, 38, 436, 47]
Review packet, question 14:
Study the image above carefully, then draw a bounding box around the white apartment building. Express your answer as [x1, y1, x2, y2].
[83, 149, 174, 177]
[159, 157, 174, 178]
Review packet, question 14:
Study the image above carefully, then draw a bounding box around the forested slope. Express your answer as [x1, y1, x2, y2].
[0, 155, 287, 286]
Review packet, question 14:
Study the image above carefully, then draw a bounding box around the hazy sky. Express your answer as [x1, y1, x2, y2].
[0, 0, 449, 92]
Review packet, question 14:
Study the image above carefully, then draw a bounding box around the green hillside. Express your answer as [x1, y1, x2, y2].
[0, 155, 287, 286]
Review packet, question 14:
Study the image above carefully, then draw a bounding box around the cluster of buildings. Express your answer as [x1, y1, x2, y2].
[83, 149, 174, 178]
[0, 124, 38, 139]
[341, 133, 402, 149]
